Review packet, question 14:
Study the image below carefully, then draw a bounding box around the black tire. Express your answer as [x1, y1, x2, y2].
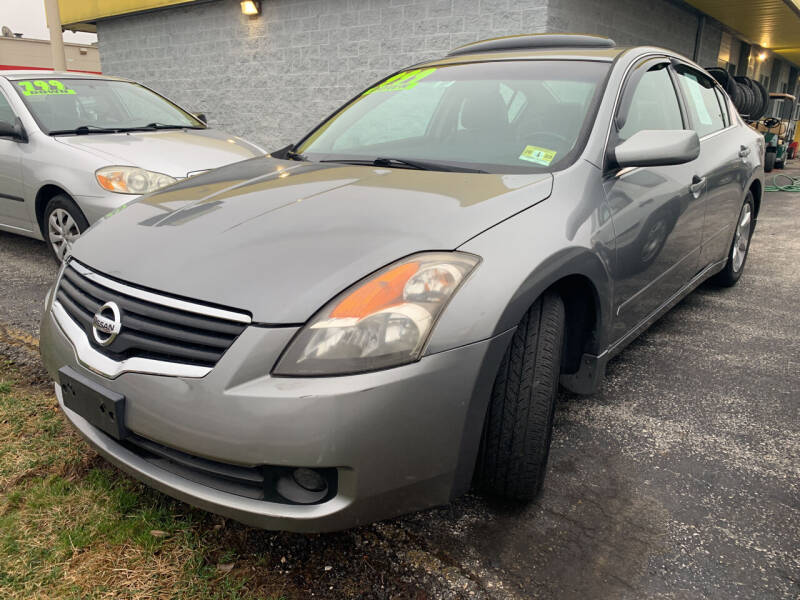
[734, 77, 754, 116]
[475, 291, 565, 500]
[738, 77, 764, 119]
[764, 150, 776, 173]
[750, 79, 769, 120]
[713, 192, 754, 287]
[42, 194, 89, 263]
[727, 83, 743, 115]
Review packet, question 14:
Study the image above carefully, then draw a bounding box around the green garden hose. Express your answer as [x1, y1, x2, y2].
[764, 174, 800, 193]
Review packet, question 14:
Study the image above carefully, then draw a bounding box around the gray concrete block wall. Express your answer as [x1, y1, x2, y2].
[545, 0, 722, 67]
[98, 0, 550, 149]
[97, 0, 722, 149]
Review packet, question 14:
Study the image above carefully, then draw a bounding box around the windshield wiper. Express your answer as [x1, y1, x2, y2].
[49, 125, 122, 135]
[374, 157, 485, 173]
[49, 123, 201, 135]
[319, 157, 486, 173]
[137, 122, 203, 130]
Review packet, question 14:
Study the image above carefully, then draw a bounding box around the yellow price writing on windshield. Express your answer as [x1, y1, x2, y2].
[363, 68, 437, 95]
[17, 80, 77, 96]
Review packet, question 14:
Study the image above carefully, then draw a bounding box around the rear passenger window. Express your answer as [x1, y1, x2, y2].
[617, 64, 683, 140]
[714, 87, 730, 127]
[675, 66, 726, 137]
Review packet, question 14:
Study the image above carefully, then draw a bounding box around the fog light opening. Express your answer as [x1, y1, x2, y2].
[293, 467, 327, 492]
[275, 468, 329, 504]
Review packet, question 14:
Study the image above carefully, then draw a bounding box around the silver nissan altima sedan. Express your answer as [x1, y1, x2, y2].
[39, 34, 764, 532]
[0, 71, 265, 260]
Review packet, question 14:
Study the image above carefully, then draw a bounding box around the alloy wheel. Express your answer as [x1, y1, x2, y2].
[731, 202, 752, 273]
[48, 208, 81, 261]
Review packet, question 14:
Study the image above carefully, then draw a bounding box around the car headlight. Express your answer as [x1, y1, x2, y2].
[95, 166, 177, 194]
[273, 252, 480, 376]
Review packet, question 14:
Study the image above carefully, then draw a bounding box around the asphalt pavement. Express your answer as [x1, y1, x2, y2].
[0, 168, 798, 599]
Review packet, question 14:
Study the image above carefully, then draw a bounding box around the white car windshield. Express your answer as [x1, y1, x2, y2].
[297, 60, 611, 173]
[13, 78, 204, 134]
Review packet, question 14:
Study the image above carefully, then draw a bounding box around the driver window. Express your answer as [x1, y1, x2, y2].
[674, 66, 726, 137]
[618, 64, 683, 140]
[0, 93, 17, 126]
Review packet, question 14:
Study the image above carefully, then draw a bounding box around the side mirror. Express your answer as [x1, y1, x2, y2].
[0, 118, 26, 142]
[193, 113, 207, 124]
[613, 129, 699, 169]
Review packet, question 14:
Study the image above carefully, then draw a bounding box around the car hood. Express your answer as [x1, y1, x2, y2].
[54, 128, 264, 177]
[71, 158, 553, 323]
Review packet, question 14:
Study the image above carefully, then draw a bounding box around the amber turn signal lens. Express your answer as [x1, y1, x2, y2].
[330, 262, 419, 319]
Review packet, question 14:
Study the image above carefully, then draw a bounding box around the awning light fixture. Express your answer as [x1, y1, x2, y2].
[241, 0, 261, 16]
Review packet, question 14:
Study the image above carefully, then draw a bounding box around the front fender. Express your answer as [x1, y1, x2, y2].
[426, 187, 615, 357]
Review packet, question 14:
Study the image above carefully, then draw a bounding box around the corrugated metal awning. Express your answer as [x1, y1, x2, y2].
[685, 0, 800, 65]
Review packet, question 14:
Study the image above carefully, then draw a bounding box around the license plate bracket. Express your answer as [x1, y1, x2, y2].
[59, 366, 128, 441]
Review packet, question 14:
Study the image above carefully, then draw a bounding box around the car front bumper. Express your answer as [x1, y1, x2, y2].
[40, 302, 511, 532]
[73, 193, 134, 225]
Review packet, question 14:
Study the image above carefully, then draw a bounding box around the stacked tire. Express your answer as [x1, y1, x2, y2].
[706, 68, 768, 121]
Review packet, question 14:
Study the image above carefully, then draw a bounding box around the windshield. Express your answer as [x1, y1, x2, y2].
[297, 60, 610, 173]
[13, 78, 204, 134]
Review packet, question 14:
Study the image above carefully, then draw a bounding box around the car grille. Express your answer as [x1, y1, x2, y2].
[55, 261, 249, 368]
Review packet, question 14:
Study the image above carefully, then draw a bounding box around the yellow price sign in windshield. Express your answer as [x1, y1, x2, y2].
[17, 80, 76, 96]
[363, 68, 437, 95]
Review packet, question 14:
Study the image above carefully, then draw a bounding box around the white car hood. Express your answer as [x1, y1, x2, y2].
[54, 128, 265, 178]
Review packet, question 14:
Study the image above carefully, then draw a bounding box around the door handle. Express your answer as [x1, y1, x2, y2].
[738, 145, 751, 158]
[689, 175, 706, 197]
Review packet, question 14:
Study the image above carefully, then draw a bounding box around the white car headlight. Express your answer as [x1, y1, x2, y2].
[96, 166, 177, 194]
[273, 252, 480, 376]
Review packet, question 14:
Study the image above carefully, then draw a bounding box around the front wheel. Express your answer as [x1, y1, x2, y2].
[475, 291, 565, 500]
[43, 194, 89, 263]
[713, 192, 754, 287]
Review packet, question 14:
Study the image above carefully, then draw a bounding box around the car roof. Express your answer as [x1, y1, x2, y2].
[0, 70, 129, 82]
[427, 46, 627, 66]
[418, 45, 708, 73]
[412, 34, 694, 68]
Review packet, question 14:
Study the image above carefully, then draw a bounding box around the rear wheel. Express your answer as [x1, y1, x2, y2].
[713, 192, 754, 287]
[43, 194, 88, 263]
[475, 291, 565, 500]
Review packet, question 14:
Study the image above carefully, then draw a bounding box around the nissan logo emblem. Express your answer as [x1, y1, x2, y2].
[92, 301, 122, 346]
